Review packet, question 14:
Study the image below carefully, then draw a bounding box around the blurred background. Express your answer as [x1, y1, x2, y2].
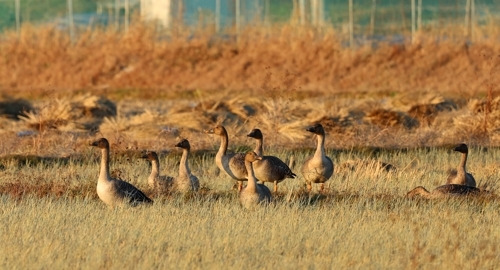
[0, 0, 498, 44]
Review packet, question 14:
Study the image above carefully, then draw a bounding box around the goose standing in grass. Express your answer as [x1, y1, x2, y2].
[174, 139, 200, 193]
[240, 151, 272, 209]
[90, 138, 153, 207]
[446, 143, 476, 187]
[247, 128, 296, 192]
[141, 151, 173, 193]
[406, 184, 480, 199]
[301, 123, 334, 192]
[205, 125, 247, 191]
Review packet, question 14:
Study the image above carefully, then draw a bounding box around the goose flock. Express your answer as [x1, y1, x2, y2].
[89, 124, 490, 208]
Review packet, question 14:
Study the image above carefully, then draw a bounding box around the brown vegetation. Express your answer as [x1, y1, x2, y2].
[0, 24, 499, 97]
[0, 24, 500, 157]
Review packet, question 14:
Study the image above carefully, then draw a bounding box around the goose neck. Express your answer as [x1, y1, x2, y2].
[253, 138, 263, 156]
[245, 161, 257, 192]
[150, 159, 160, 179]
[459, 152, 468, 171]
[179, 148, 191, 177]
[217, 132, 228, 158]
[314, 134, 326, 158]
[99, 147, 111, 181]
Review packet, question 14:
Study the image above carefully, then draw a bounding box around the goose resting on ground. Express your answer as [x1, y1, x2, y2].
[90, 138, 153, 207]
[301, 123, 334, 192]
[141, 151, 173, 193]
[406, 184, 480, 199]
[247, 128, 296, 193]
[205, 125, 247, 191]
[239, 151, 272, 209]
[446, 143, 476, 187]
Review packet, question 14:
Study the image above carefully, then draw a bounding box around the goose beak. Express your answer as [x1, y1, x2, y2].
[174, 142, 182, 147]
[306, 126, 315, 132]
[90, 140, 98, 147]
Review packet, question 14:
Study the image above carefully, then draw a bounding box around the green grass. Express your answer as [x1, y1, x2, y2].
[0, 146, 499, 268]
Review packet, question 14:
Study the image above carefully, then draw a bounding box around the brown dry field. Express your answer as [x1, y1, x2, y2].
[1, 24, 500, 157]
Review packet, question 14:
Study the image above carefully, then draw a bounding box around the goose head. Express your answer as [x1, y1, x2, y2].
[247, 128, 263, 140]
[453, 143, 468, 154]
[204, 125, 227, 136]
[175, 139, 191, 150]
[306, 123, 325, 136]
[141, 151, 158, 162]
[245, 151, 262, 163]
[90, 138, 109, 149]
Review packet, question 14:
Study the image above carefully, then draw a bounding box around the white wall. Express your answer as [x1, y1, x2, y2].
[140, 0, 171, 27]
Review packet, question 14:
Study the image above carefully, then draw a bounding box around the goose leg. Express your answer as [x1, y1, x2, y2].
[238, 181, 243, 192]
[320, 183, 325, 193]
[306, 182, 312, 192]
[274, 181, 278, 193]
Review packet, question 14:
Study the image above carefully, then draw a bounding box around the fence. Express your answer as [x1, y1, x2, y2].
[0, 0, 498, 44]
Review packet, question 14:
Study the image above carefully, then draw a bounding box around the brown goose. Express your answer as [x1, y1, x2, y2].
[301, 123, 334, 192]
[239, 151, 272, 209]
[406, 184, 480, 199]
[90, 138, 153, 207]
[247, 128, 296, 192]
[446, 143, 476, 187]
[141, 151, 173, 193]
[205, 125, 247, 191]
[174, 139, 200, 193]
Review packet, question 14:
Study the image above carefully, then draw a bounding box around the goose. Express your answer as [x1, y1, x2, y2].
[301, 123, 334, 192]
[205, 125, 247, 191]
[446, 143, 476, 187]
[239, 151, 272, 209]
[174, 139, 200, 193]
[406, 184, 480, 199]
[247, 128, 296, 192]
[141, 151, 173, 193]
[90, 138, 153, 207]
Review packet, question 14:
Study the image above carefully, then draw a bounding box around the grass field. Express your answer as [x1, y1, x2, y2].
[1, 23, 500, 269]
[0, 145, 499, 269]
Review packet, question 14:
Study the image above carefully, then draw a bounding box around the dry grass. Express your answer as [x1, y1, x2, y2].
[0, 147, 499, 269]
[0, 24, 500, 152]
[2, 90, 500, 157]
[1, 23, 500, 96]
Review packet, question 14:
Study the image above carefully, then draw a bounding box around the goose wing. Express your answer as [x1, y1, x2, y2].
[262, 156, 296, 178]
[257, 183, 272, 203]
[226, 152, 247, 179]
[114, 180, 153, 205]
